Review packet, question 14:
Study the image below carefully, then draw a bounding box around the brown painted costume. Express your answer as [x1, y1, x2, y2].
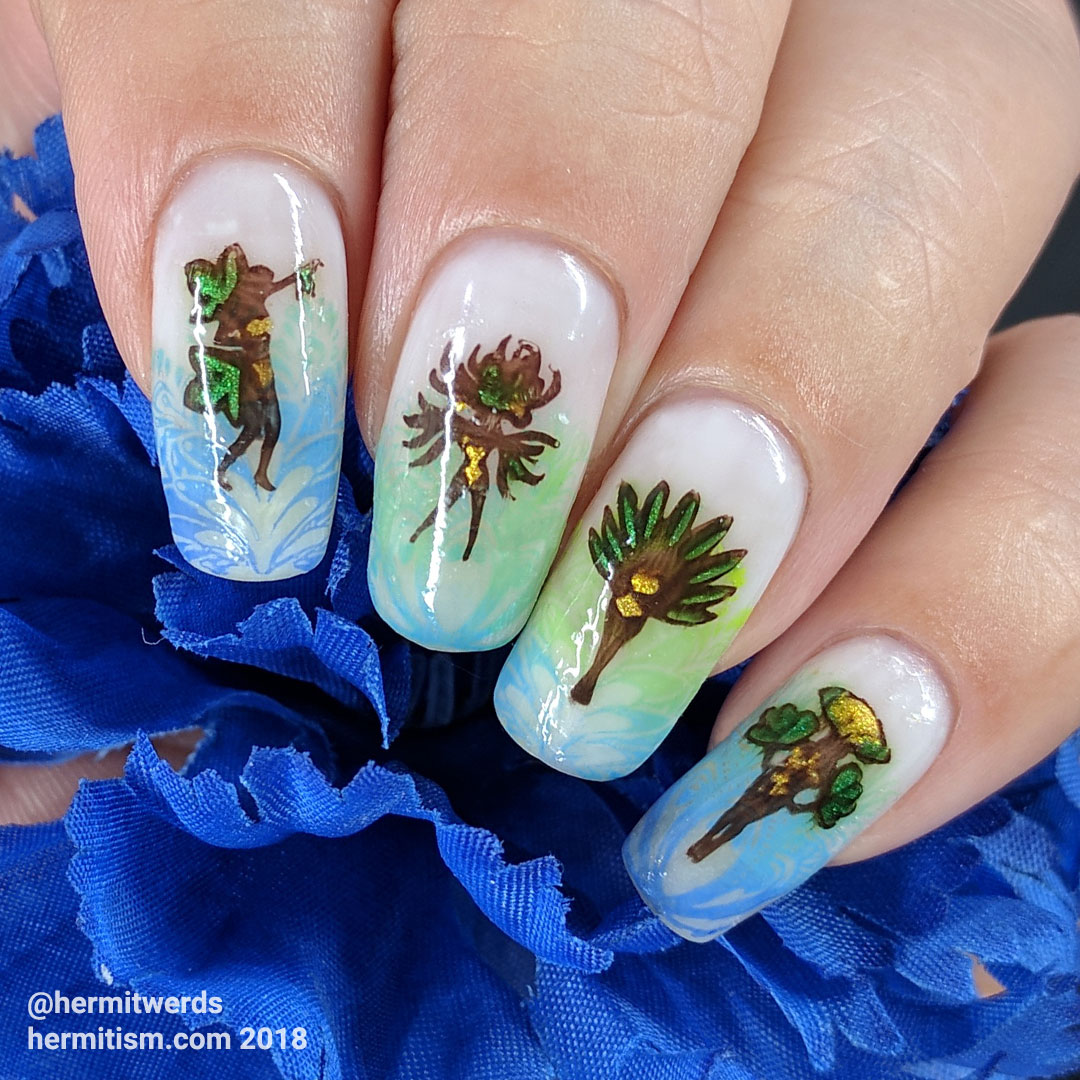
[183, 243, 320, 491]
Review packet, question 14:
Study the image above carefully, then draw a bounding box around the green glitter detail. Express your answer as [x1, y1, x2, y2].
[662, 608, 714, 625]
[641, 485, 666, 541]
[589, 531, 613, 576]
[477, 365, 514, 411]
[816, 763, 865, 828]
[747, 703, 820, 747]
[188, 353, 241, 419]
[679, 586, 736, 606]
[688, 551, 742, 584]
[298, 262, 318, 297]
[618, 483, 638, 549]
[187, 249, 238, 321]
[666, 494, 698, 546]
[683, 519, 733, 561]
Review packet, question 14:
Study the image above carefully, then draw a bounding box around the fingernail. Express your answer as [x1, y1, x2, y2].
[494, 396, 807, 778]
[152, 156, 347, 580]
[623, 635, 953, 941]
[368, 231, 619, 650]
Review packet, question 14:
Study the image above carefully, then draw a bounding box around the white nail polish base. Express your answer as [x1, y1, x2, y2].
[496, 397, 807, 779]
[623, 635, 953, 941]
[152, 157, 347, 580]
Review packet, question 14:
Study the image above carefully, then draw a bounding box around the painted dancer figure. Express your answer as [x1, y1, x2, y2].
[403, 335, 562, 560]
[183, 243, 321, 491]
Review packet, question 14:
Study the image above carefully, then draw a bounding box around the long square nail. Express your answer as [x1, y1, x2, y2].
[494, 396, 807, 779]
[152, 156, 347, 580]
[368, 232, 619, 651]
[622, 635, 953, 941]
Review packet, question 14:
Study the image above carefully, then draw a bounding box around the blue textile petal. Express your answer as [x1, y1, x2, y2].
[66, 733, 611, 1080]
[0, 115, 1078, 1080]
[0, 379, 166, 610]
[0, 822, 277, 1078]
[0, 596, 332, 760]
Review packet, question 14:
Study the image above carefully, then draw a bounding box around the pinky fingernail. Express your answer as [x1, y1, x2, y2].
[622, 634, 953, 942]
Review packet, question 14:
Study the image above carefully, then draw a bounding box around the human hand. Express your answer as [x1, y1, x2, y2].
[3, 0, 1079, 940]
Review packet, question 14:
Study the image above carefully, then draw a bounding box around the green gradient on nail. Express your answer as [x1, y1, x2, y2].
[369, 403, 589, 651]
[495, 497, 752, 781]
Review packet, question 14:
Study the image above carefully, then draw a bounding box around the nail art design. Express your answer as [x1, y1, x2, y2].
[152, 158, 347, 581]
[182, 244, 322, 492]
[686, 687, 889, 862]
[622, 636, 952, 942]
[369, 233, 619, 651]
[404, 334, 562, 561]
[495, 398, 807, 780]
[571, 481, 746, 705]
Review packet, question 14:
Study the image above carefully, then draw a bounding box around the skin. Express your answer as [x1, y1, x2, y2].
[0, 0, 1077, 877]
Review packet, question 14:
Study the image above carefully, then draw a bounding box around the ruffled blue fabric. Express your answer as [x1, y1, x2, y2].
[0, 117, 1077, 1079]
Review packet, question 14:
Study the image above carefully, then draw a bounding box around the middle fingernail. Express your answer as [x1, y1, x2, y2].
[368, 231, 619, 651]
[494, 396, 807, 779]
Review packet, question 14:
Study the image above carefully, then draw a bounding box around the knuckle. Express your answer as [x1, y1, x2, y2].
[391, 0, 769, 139]
[597, 0, 765, 130]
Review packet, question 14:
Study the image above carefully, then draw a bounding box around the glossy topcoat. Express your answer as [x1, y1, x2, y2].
[495, 398, 807, 779]
[151, 157, 347, 580]
[369, 233, 619, 651]
[622, 636, 953, 941]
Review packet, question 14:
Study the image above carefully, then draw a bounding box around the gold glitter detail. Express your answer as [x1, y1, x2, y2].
[246, 316, 273, 337]
[630, 572, 660, 595]
[463, 443, 487, 486]
[510, 400, 525, 418]
[615, 593, 644, 618]
[252, 359, 273, 389]
[769, 771, 790, 797]
[785, 746, 820, 785]
[454, 400, 468, 412]
[826, 692, 881, 743]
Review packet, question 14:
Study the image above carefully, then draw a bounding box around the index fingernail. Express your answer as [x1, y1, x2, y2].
[152, 156, 347, 580]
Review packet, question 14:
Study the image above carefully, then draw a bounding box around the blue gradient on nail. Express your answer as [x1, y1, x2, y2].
[622, 753, 851, 942]
[622, 731, 859, 941]
[153, 302, 345, 581]
[494, 617, 675, 780]
[623, 639, 951, 940]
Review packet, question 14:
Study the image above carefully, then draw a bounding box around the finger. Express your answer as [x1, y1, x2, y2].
[624, 315, 1080, 941]
[0, 731, 200, 825]
[0, 0, 59, 156]
[494, 0, 1080, 779]
[363, 0, 795, 649]
[31, 0, 393, 580]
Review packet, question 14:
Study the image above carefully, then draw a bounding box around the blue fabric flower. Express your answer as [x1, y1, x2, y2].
[0, 117, 1078, 1079]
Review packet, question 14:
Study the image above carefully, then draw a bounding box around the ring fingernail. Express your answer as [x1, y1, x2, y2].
[494, 396, 807, 779]
[151, 156, 347, 580]
[622, 635, 953, 941]
[368, 231, 619, 651]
